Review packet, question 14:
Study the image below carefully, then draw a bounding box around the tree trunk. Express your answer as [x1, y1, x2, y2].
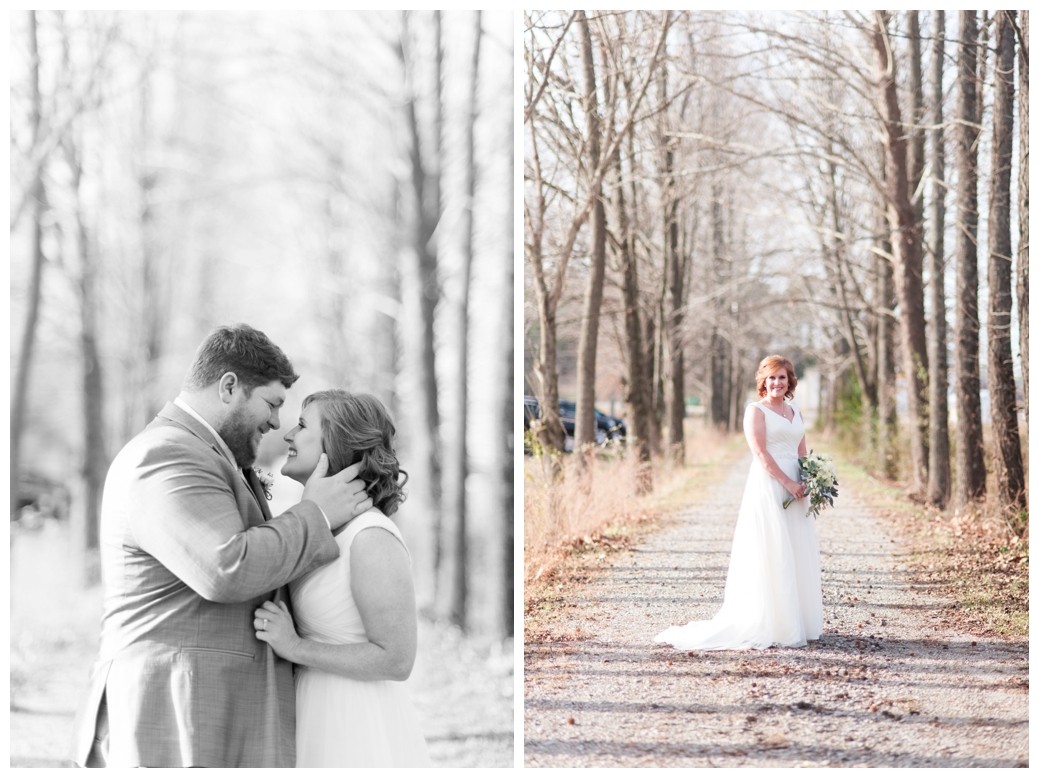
[926, 11, 951, 508]
[869, 11, 930, 496]
[63, 123, 107, 577]
[525, 122, 566, 454]
[611, 124, 653, 493]
[874, 196, 898, 479]
[986, 11, 1025, 514]
[708, 187, 729, 429]
[954, 11, 987, 505]
[1018, 11, 1029, 425]
[660, 67, 686, 465]
[574, 11, 608, 463]
[500, 97, 515, 639]
[439, 11, 481, 630]
[11, 11, 47, 522]
[398, 10, 445, 611]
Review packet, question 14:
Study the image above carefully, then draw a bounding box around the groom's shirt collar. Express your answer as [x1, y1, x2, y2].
[173, 395, 240, 470]
[174, 395, 332, 530]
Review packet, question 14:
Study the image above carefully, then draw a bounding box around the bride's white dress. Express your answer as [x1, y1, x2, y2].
[655, 400, 822, 650]
[289, 510, 431, 767]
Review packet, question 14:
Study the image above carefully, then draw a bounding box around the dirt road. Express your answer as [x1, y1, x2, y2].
[523, 453, 1028, 768]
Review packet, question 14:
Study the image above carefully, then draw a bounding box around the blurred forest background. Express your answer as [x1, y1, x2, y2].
[524, 11, 1027, 581]
[9, 10, 514, 766]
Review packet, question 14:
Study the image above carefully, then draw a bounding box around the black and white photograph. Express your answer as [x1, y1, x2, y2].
[9, 10, 514, 768]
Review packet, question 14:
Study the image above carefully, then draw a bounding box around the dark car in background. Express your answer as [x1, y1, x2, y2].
[524, 395, 625, 453]
[14, 469, 70, 528]
[558, 400, 627, 446]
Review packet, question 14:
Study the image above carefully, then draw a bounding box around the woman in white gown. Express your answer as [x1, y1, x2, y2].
[254, 390, 430, 767]
[656, 355, 822, 651]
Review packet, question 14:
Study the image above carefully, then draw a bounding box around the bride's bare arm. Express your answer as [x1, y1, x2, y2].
[255, 528, 417, 682]
[744, 405, 805, 499]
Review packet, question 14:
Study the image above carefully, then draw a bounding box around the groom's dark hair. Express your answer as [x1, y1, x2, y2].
[184, 324, 299, 393]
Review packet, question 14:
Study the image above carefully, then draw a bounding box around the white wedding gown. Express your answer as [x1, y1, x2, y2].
[655, 401, 822, 650]
[289, 510, 431, 767]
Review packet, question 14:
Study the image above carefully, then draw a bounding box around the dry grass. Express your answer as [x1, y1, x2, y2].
[829, 429, 1029, 640]
[523, 423, 746, 632]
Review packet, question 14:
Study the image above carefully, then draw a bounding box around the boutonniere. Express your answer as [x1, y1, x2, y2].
[253, 467, 274, 500]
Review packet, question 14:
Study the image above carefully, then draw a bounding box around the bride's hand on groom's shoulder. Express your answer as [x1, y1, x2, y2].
[302, 455, 375, 530]
[254, 600, 302, 660]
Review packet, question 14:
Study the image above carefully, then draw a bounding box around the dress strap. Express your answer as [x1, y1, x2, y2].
[345, 510, 412, 565]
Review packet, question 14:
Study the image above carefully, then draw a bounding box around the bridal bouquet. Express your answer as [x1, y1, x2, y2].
[783, 450, 839, 518]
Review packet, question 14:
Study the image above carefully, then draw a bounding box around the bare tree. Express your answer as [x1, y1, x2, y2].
[62, 121, 109, 565]
[954, 11, 987, 506]
[439, 10, 482, 629]
[986, 11, 1025, 514]
[524, 11, 585, 455]
[608, 93, 653, 492]
[1017, 11, 1029, 424]
[397, 9, 446, 609]
[926, 11, 951, 508]
[659, 61, 688, 465]
[573, 10, 609, 461]
[868, 11, 930, 497]
[11, 12, 48, 521]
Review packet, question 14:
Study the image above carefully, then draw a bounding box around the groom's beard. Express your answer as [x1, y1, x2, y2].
[219, 407, 259, 469]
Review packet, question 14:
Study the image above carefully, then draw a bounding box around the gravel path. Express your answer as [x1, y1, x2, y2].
[523, 453, 1029, 768]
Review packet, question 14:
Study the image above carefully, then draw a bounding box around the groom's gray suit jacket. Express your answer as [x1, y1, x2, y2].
[71, 401, 339, 767]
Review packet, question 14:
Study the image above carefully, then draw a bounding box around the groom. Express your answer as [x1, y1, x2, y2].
[71, 324, 371, 768]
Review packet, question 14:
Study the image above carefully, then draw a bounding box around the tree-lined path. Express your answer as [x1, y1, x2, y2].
[523, 453, 1028, 768]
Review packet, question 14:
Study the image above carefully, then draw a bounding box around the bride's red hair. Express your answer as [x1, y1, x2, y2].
[755, 355, 797, 399]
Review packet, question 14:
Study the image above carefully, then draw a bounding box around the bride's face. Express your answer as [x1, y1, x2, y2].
[765, 369, 789, 399]
[281, 402, 325, 485]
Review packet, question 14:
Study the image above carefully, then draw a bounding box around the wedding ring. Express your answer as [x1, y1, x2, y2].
[263, 619, 269, 628]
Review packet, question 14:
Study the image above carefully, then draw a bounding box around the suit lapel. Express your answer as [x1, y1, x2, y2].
[243, 467, 273, 522]
[153, 401, 269, 527]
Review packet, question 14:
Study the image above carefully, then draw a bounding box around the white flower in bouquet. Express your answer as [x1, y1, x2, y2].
[783, 450, 839, 518]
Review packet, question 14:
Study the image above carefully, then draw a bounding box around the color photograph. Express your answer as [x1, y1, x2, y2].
[523, 10, 1027, 768]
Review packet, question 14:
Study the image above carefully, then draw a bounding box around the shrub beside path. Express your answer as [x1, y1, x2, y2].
[523, 452, 1028, 768]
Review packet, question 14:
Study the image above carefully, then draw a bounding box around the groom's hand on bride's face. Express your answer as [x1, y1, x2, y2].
[302, 456, 374, 530]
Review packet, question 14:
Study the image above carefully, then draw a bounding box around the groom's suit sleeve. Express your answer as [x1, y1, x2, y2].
[127, 438, 339, 603]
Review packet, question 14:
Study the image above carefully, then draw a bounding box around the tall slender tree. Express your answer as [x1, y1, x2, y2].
[868, 11, 930, 496]
[1017, 11, 1029, 424]
[986, 11, 1025, 513]
[398, 10, 445, 607]
[439, 10, 482, 630]
[610, 107, 653, 492]
[12, 11, 48, 522]
[660, 61, 687, 464]
[927, 11, 951, 507]
[954, 11, 987, 505]
[573, 10, 608, 462]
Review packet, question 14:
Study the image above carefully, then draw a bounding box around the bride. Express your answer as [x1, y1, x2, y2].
[254, 390, 430, 767]
[656, 355, 822, 650]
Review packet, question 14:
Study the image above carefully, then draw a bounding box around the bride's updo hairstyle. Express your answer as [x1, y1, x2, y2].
[755, 355, 798, 399]
[302, 389, 408, 516]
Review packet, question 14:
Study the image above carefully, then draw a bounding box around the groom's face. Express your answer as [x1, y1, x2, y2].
[220, 379, 286, 468]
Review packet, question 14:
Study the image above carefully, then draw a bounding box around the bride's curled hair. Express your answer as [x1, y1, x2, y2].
[302, 389, 408, 516]
[755, 354, 798, 398]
